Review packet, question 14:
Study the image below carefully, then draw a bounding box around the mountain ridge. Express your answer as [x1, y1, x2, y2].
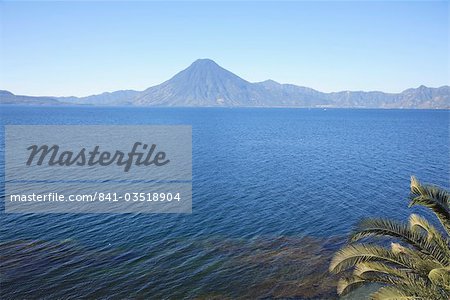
[0, 90, 62, 105]
[2, 59, 449, 109]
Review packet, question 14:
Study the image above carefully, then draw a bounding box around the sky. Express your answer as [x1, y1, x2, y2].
[0, 1, 449, 97]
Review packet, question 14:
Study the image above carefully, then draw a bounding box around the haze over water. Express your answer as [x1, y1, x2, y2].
[0, 106, 449, 298]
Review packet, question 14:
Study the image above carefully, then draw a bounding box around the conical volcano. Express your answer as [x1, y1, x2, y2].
[135, 59, 256, 106]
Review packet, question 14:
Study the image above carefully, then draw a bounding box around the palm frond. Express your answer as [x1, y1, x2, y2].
[409, 214, 450, 259]
[329, 244, 426, 275]
[410, 176, 450, 235]
[336, 275, 366, 296]
[370, 285, 423, 300]
[428, 267, 450, 289]
[350, 218, 448, 265]
[354, 261, 412, 282]
[370, 279, 449, 300]
[329, 177, 450, 299]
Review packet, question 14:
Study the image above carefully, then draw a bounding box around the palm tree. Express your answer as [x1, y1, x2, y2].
[329, 176, 450, 299]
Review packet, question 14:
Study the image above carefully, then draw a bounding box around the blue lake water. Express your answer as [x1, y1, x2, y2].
[0, 106, 449, 299]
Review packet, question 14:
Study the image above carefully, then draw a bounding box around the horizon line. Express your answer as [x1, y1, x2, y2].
[2, 59, 449, 98]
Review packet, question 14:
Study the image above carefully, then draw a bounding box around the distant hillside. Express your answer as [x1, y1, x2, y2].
[2, 59, 449, 108]
[0, 90, 62, 105]
[59, 90, 139, 106]
[326, 85, 450, 109]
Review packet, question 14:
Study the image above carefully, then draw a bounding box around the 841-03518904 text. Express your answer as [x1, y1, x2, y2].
[6, 125, 192, 213]
[9, 192, 182, 202]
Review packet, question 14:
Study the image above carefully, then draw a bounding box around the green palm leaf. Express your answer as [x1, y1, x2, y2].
[329, 177, 450, 299]
[329, 244, 426, 275]
[428, 267, 450, 289]
[369, 285, 425, 300]
[350, 218, 448, 266]
[337, 275, 367, 295]
[409, 214, 450, 259]
[354, 261, 412, 282]
[410, 176, 450, 235]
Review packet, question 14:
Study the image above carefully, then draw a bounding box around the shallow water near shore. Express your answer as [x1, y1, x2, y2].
[1, 106, 449, 299]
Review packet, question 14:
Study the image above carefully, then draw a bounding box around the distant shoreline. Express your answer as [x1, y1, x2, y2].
[1, 104, 449, 111]
[2, 60, 449, 109]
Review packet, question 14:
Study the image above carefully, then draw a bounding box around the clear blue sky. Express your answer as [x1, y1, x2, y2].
[0, 1, 448, 97]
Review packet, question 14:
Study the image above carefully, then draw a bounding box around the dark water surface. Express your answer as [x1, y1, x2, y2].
[1, 106, 449, 299]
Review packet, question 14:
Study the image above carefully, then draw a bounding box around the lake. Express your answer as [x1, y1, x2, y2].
[0, 106, 449, 299]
